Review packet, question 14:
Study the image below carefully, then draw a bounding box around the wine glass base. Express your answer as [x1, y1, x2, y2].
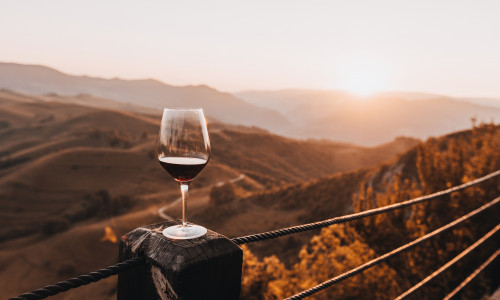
[162, 224, 207, 240]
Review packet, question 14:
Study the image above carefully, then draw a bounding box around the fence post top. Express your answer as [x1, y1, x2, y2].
[119, 220, 243, 300]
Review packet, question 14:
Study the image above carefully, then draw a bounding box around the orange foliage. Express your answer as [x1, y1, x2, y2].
[241, 123, 499, 299]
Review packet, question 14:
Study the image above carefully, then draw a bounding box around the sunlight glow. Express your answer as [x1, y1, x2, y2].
[337, 61, 388, 97]
[1, 1, 499, 95]
[344, 76, 381, 96]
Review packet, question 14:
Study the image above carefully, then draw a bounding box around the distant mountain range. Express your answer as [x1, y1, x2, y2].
[2, 62, 499, 145]
[1, 61, 497, 297]
[0, 62, 292, 135]
[236, 89, 500, 145]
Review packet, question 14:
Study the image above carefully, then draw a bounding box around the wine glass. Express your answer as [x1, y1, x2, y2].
[158, 108, 211, 239]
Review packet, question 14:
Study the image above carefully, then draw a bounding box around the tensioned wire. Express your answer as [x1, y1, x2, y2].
[396, 223, 500, 299]
[443, 248, 500, 300]
[231, 170, 500, 245]
[9, 170, 500, 300]
[284, 196, 500, 300]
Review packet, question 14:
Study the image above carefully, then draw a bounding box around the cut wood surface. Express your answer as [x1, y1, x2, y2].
[119, 221, 243, 300]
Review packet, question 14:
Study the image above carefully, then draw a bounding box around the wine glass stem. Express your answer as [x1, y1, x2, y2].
[180, 182, 189, 227]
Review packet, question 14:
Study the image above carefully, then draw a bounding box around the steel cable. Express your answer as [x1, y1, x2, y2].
[395, 223, 500, 299]
[8, 256, 145, 300]
[231, 170, 500, 245]
[8, 170, 500, 299]
[284, 196, 500, 300]
[443, 249, 500, 300]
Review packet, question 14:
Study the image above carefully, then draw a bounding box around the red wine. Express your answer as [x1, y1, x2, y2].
[159, 157, 208, 182]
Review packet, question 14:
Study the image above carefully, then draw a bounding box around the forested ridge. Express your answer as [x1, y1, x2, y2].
[240, 123, 500, 299]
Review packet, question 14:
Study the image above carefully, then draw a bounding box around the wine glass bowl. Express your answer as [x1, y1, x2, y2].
[158, 108, 210, 239]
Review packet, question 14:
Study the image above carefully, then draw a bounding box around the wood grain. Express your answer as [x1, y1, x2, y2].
[118, 220, 242, 300]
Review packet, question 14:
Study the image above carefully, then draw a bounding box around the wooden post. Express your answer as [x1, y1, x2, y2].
[118, 220, 243, 300]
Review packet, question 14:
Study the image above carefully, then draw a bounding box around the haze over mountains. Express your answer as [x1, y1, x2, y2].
[237, 89, 500, 145]
[0, 62, 292, 135]
[1, 62, 499, 146]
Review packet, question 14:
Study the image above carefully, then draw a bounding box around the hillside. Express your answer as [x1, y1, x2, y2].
[236, 89, 500, 145]
[236, 123, 500, 299]
[203, 123, 499, 262]
[0, 90, 423, 299]
[0, 62, 293, 134]
[2, 89, 496, 298]
[0, 90, 419, 238]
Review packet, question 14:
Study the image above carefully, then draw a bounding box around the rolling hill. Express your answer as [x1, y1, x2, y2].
[2, 89, 496, 299]
[0, 62, 293, 135]
[3, 62, 499, 147]
[0, 90, 419, 243]
[234, 123, 500, 299]
[0, 90, 422, 299]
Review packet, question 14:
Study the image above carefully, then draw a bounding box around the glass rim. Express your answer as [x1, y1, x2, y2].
[163, 108, 203, 112]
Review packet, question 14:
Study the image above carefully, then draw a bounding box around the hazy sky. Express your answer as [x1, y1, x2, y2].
[1, 0, 499, 97]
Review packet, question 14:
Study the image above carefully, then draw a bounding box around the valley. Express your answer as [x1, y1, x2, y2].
[0, 89, 420, 299]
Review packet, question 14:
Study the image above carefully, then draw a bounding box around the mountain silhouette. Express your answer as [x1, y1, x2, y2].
[0, 62, 293, 134]
[237, 89, 500, 145]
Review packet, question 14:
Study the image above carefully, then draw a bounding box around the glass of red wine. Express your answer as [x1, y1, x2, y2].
[158, 108, 210, 239]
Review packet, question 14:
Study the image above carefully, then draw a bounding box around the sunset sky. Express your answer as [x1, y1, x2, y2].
[1, 0, 499, 97]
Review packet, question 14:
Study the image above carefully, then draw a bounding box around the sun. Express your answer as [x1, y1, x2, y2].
[342, 70, 383, 97]
[337, 61, 388, 97]
[345, 80, 380, 96]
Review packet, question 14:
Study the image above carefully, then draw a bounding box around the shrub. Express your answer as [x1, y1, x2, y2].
[209, 183, 236, 206]
[41, 217, 70, 236]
